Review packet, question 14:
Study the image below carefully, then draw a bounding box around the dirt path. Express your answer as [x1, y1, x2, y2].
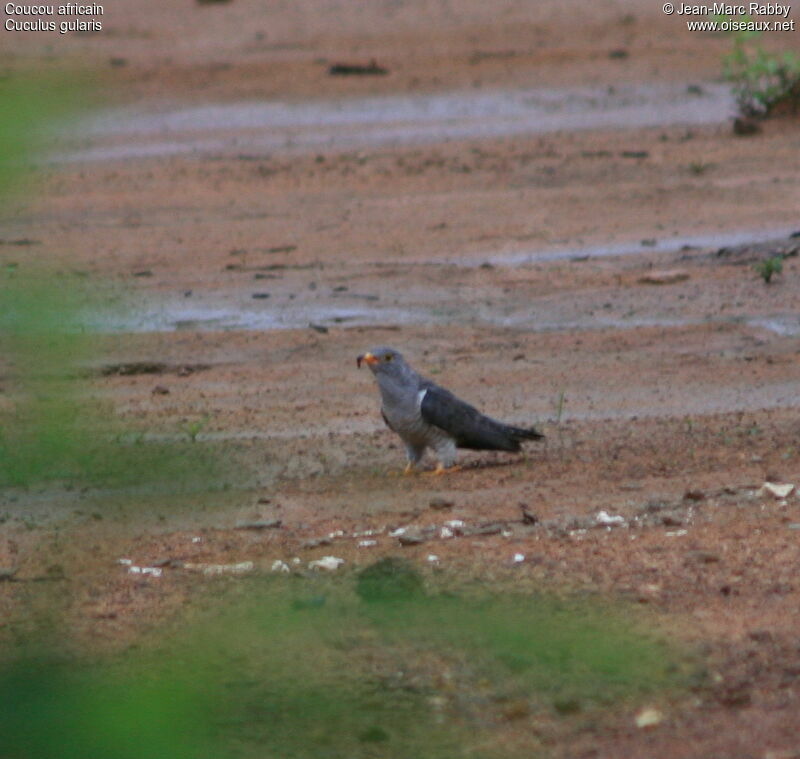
[2, 0, 800, 756]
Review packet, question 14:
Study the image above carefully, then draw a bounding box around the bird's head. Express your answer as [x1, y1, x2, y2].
[357, 346, 410, 380]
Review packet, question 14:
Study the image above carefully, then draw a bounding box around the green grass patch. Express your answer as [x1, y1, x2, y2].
[0, 570, 691, 759]
[0, 270, 227, 491]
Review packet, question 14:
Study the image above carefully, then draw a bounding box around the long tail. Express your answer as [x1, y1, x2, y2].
[507, 424, 544, 441]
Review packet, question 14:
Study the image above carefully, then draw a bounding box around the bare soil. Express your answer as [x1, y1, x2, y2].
[2, 1, 800, 756]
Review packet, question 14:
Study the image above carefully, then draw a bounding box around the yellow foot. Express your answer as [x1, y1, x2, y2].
[425, 464, 463, 476]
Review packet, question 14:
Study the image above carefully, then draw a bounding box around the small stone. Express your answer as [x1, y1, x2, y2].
[398, 533, 425, 546]
[357, 539, 378, 548]
[308, 556, 345, 572]
[271, 560, 290, 573]
[152, 385, 170, 395]
[512, 553, 525, 564]
[444, 519, 466, 533]
[0, 567, 18, 582]
[760, 482, 795, 499]
[428, 497, 453, 510]
[635, 706, 664, 728]
[683, 489, 705, 501]
[686, 550, 720, 564]
[596, 510, 626, 526]
[235, 519, 282, 530]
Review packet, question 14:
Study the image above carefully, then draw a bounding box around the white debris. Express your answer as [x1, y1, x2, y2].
[308, 556, 345, 572]
[760, 482, 795, 499]
[665, 529, 688, 537]
[389, 527, 407, 537]
[426, 554, 440, 563]
[596, 510, 626, 526]
[444, 519, 465, 529]
[353, 529, 380, 538]
[512, 553, 526, 564]
[184, 561, 255, 576]
[117, 558, 133, 566]
[357, 539, 378, 548]
[328, 530, 345, 539]
[291, 557, 301, 565]
[439, 527, 454, 539]
[635, 706, 665, 729]
[270, 560, 290, 573]
[501, 530, 513, 538]
[191, 536, 202, 544]
[128, 565, 162, 578]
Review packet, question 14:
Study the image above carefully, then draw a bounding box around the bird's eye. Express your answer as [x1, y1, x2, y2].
[384, 354, 393, 362]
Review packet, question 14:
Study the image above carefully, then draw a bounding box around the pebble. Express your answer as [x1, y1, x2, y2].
[398, 533, 425, 546]
[271, 560, 290, 573]
[429, 497, 454, 510]
[235, 519, 282, 530]
[184, 561, 254, 576]
[635, 706, 665, 728]
[308, 556, 345, 571]
[596, 510, 626, 526]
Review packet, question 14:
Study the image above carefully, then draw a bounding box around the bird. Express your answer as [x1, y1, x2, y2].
[357, 346, 543, 474]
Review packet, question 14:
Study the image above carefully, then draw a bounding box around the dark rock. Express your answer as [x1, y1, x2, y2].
[683, 489, 705, 501]
[329, 60, 388, 76]
[428, 497, 453, 510]
[398, 533, 425, 546]
[520, 504, 539, 524]
[235, 519, 282, 530]
[686, 550, 720, 564]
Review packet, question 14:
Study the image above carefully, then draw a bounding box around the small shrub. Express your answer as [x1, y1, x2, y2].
[754, 256, 783, 284]
[722, 22, 800, 117]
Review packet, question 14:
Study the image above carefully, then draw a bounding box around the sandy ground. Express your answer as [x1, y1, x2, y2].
[2, 0, 800, 756]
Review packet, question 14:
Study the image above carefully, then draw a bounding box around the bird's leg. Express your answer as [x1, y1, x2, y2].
[395, 443, 423, 476]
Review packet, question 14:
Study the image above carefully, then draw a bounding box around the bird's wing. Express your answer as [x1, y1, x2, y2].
[419, 383, 523, 451]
